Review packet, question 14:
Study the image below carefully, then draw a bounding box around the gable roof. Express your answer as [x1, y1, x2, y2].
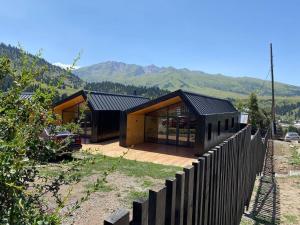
[126, 89, 237, 116]
[54, 90, 149, 111]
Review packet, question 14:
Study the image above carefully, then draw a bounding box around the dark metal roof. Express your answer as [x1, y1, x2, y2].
[181, 91, 237, 115]
[54, 90, 149, 111]
[126, 89, 237, 116]
[20, 92, 33, 100]
[85, 91, 149, 111]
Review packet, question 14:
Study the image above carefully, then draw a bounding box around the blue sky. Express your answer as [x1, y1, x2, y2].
[0, 0, 299, 85]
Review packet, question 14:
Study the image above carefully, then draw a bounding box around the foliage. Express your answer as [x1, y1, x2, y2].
[84, 81, 170, 99]
[0, 43, 83, 91]
[247, 92, 271, 131]
[0, 52, 83, 224]
[289, 146, 300, 166]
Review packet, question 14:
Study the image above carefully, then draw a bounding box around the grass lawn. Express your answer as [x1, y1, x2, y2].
[38, 152, 181, 225]
[40, 152, 181, 180]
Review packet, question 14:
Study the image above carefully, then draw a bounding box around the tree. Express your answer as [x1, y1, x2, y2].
[247, 92, 271, 132]
[248, 92, 261, 130]
[0, 52, 82, 224]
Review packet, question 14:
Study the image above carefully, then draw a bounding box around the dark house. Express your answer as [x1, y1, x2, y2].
[120, 89, 239, 154]
[54, 90, 149, 143]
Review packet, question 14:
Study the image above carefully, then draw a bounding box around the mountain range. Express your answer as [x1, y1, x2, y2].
[2, 42, 300, 100]
[74, 61, 300, 98]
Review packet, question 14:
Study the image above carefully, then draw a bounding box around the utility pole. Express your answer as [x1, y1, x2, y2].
[270, 43, 276, 135]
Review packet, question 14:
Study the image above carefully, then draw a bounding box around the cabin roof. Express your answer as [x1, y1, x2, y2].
[126, 89, 237, 116]
[54, 90, 149, 111]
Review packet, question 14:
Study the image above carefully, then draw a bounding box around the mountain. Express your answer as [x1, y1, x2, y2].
[0, 43, 83, 91]
[74, 61, 300, 98]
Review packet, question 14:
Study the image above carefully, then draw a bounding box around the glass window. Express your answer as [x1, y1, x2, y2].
[145, 101, 197, 147]
[218, 121, 221, 136]
[225, 119, 229, 130]
[189, 114, 197, 147]
[208, 123, 212, 140]
[231, 117, 234, 128]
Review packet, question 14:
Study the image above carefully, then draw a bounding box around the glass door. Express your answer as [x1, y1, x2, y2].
[178, 116, 189, 146]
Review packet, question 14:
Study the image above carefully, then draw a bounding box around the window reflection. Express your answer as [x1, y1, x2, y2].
[145, 102, 197, 147]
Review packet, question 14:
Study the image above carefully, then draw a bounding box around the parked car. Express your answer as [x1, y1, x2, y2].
[42, 127, 82, 156]
[284, 132, 300, 142]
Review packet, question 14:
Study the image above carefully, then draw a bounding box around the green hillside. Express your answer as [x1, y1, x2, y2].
[0, 43, 83, 92]
[74, 61, 300, 98]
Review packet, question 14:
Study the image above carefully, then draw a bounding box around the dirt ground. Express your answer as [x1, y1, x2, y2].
[45, 171, 165, 225]
[241, 140, 300, 225]
[273, 140, 300, 174]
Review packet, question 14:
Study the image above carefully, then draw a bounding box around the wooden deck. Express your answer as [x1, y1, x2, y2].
[82, 140, 198, 167]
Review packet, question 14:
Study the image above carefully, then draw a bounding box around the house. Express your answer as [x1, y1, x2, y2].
[53, 90, 149, 143]
[120, 89, 239, 154]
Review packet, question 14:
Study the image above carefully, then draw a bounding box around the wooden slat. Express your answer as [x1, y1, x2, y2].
[192, 161, 200, 225]
[104, 209, 130, 225]
[183, 166, 194, 225]
[175, 171, 185, 225]
[148, 187, 166, 225]
[201, 153, 211, 225]
[132, 199, 148, 225]
[165, 178, 177, 225]
[197, 157, 205, 225]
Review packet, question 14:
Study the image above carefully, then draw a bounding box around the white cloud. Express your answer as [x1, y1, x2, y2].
[53, 62, 80, 70]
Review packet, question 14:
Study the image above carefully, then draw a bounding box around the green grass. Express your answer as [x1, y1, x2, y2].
[84, 178, 113, 193]
[289, 146, 300, 166]
[142, 179, 154, 188]
[125, 190, 148, 205]
[40, 153, 181, 181]
[283, 214, 299, 224]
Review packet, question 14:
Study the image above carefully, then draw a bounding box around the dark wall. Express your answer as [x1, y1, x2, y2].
[90, 110, 121, 143]
[119, 112, 127, 147]
[202, 112, 240, 152]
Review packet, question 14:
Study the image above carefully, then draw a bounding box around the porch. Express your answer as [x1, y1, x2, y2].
[82, 139, 198, 167]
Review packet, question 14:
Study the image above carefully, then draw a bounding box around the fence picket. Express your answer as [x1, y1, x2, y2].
[132, 199, 148, 225]
[175, 171, 185, 225]
[165, 178, 177, 225]
[148, 187, 166, 225]
[183, 166, 194, 225]
[104, 209, 130, 225]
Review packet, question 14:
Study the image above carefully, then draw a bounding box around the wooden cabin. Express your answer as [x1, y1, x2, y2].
[53, 90, 149, 143]
[120, 90, 239, 155]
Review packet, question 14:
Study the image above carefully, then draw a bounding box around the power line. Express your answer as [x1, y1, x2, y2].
[256, 68, 271, 95]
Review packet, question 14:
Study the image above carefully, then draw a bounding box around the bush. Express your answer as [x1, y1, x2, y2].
[0, 52, 80, 224]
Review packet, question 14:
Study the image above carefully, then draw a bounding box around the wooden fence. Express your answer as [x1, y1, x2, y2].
[104, 125, 270, 225]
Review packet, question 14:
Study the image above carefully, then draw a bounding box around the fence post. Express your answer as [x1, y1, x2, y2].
[148, 187, 167, 225]
[183, 165, 194, 225]
[165, 178, 177, 225]
[201, 153, 211, 225]
[197, 157, 205, 225]
[192, 161, 200, 225]
[175, 171, 185, 225]
[132, 199, 149, 225]
[104, 209, 130, 225]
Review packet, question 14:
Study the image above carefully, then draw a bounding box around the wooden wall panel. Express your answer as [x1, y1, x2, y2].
[126, 114, 145, 146]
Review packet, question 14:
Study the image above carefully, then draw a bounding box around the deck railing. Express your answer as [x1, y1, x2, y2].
[104, 125, 270, 225]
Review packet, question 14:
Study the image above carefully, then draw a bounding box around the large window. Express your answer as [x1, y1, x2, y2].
[145, 102, 197, 147]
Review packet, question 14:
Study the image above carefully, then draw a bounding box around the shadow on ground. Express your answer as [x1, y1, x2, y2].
[244, 140, 281, 225]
